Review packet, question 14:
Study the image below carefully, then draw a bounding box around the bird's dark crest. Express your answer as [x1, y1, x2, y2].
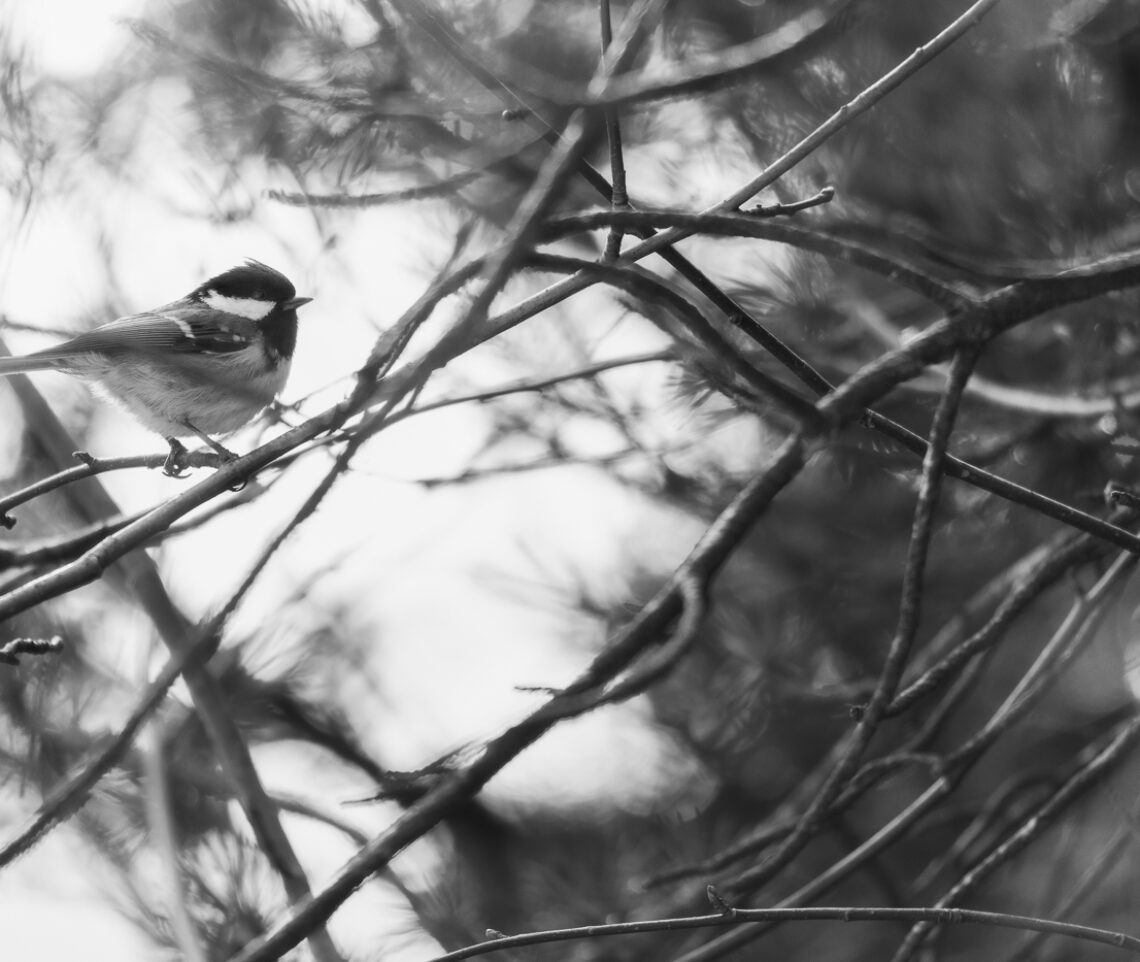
[194, 260, 296, 302]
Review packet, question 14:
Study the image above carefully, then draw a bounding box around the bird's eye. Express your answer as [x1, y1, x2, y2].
[251, 289, 266, 299]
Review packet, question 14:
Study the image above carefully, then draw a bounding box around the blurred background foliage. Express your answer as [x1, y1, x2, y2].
[5, 0, 1140, 960]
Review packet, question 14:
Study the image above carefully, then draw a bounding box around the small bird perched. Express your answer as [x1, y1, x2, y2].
[0, 260, 311, 477]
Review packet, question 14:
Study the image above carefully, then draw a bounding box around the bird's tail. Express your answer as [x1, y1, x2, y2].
[0, 355, 63, 377]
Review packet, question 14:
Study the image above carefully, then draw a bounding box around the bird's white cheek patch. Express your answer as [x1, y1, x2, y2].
[202, 289, 275, 320]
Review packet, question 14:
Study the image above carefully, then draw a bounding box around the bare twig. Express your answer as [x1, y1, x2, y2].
[887, 527, 1127, 715]
[0, 451, 221, 528]
[0, 344, 344, 962]
[226, 432, 810, 962]
[0, 622, 218, 867]
[1002, 818, 1137, 962]
[726, 347, 979, 897]
[144, 722, 208, 962]
[548, 0, 854, 109]
[540, 208, 970, 309]
[266, 170, 482, 207]
[890, 714, 1140, 962]
[364, 0, 1140, 561]
[409, 903, 1140, 962]
[598, 0, 630, 261]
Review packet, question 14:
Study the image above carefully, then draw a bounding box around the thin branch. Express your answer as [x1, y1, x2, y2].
[144, 723, 208, 962]
[6, 231, 1140, 634]
[266, 170, 482, 207]
[0, 623, 219, 867]
[546, 573, 707, 717]
[0, 451, 221, 528]
[372, 0, 1121, 563]
[1002, 819, 1137, 962]
[0, 344, 344, 962]
[540, 208, 971, 309]
[646, 751, 941, 888]
[650, 524, 1108, 889]
[0, 482, 267, 571]
[887, 525, 1126, 715]
[890, 714, 1140, 962]
[409, 903, 1140, 962]
[670, 545, 1136, 962]
[726, 347, 979, 896]
[552, 0, 854, 109]
[943, 551, 1134, 772]
[362, 0, 1140, 562]
[410, 446, 663, 489]
[598, 0, 630, 261]
[528, 253, 823, 424]
[409, 350, 674, 415]
[226, 432, 810, 962]
[406, 0, 662, 397]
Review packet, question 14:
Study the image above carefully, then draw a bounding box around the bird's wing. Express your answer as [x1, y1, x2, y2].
[38, 308, 254, 359]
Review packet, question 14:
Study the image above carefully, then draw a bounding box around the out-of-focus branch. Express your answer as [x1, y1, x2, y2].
[534, 0, 855, 109]
[408, 350, 674, 415]
[541, 208, 972, 309]
[598, 0, 630, 261]
[0, 615, 219, 867]
[395, 0, 663, 412]
[0, 344, 344, 962]
[144, 721, 208, 962]
[529, 254, 823, 423]
[1002, 818, 1137, 962]
[0, 482, 266, 571]
[266, 170, 482, 207]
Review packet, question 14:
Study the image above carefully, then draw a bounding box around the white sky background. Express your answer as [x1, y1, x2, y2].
[0, 1, 739, 959]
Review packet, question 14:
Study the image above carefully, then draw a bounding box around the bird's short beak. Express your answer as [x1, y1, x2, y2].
[283, 296, 313, 311]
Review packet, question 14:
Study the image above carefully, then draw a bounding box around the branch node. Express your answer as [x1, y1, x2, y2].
[485, 929, 507, 940]
[1105, 483, 1140, 508]
[746, 185, 836, 217]
[706, 884, 736, 916]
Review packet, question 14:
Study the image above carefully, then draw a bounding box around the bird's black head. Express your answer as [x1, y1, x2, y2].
[191, 260, 311, 362]
[192, 260, 307, 311]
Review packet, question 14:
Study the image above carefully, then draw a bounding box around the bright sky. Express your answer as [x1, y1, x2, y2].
[0, 1, 714, 959]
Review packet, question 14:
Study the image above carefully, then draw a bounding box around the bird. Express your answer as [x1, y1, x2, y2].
[0, 259, 311, 477]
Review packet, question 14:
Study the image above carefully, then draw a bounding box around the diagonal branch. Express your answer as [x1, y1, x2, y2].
[0, 345, 344, 962]
[225, 430, 811, 962]
[725, 346, 980, 897]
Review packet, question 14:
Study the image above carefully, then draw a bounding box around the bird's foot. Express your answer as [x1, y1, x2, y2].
[179, 419, 237, 464]
[163, 438, 192, 478]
